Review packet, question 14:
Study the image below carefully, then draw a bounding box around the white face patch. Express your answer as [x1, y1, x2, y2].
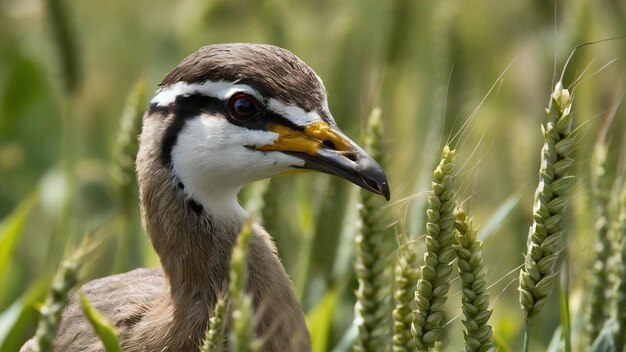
[150, 81, 262, 107]
[170, 113, 304, 219]
[153, 79, 333, 219]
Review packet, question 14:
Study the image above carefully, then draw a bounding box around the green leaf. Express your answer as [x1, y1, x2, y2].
[546, 326, 561, 352]
[591, 319, 617, 352]
[479, 193, 521, 241]
[1, 54, 46, 136]
[0, 191, 38, 277]
[0, 277, 50, 351]
[493, 331, 513, 352]
[0, 301, 21, 345]
[79, 292, 122, 352]
[331, 321, 356, 352]
[305, 288, 338, 352]
[559, 281, 571, 352]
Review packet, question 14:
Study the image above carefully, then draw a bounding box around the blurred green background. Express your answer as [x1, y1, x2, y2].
[1, 0, 625, 350]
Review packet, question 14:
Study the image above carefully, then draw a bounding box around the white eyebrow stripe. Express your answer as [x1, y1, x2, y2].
[315, 74, 333, 119]
[267, 98, 322, 127]
[151, 80, 330, 127]
[320, 96, 332, 120]
[150, 81, 261, 106]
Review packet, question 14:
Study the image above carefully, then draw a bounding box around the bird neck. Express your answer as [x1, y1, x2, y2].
[135, 134, 310, 350]
[137, 160, 241, 298]
[135, 153, 241, 347]
[172, 168, 248, 222]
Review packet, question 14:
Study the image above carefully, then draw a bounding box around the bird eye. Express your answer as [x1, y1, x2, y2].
[228, 93, 259, 119]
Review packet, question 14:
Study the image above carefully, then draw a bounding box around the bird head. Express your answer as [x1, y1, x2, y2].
[141, 43, 389, 218]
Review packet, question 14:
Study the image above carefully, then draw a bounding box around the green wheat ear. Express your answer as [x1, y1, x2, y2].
[454, 209, 494, 352]
[31, 235, 96, 352]
[200, 295, 228, 352]
[392, 234, 420, 352]
[611, 187, 626, 350]
[412, 145, 457, 351]
[354, 107, 392, 352]
[31, 260, 80, 352]
[584, 141, 615, 343]
[46, 0, 81, 94]
[228, 219, 259, 352]
[519, 81, 575, 321]
[111, 79, 146, 207]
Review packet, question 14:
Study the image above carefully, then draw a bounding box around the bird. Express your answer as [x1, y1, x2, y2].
[20, 43, 390, 352]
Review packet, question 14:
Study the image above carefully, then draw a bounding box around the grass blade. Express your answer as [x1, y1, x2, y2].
[306, 289, 339, 352]
[559, 280, 571, 352]
[332, 321, 357, 352]
[479, 193, 521, 242]
[0, 278, 49, 351]
[0, 191, 38, 277]
[79, 293, 121, 352]
[546, 326, 562, 352]
[111, 79, 147, 272]
[590, 319, 616, 352]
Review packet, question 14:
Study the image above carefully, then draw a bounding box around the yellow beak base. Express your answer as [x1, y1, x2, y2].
[257, 121, 350, 156]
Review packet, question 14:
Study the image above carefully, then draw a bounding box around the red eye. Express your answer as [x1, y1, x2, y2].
[228, 93, 259, 119]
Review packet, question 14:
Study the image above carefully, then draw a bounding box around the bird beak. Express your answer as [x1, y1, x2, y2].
[257, 121, 390, 200]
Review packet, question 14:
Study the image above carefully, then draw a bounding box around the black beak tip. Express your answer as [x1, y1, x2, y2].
[379, 182, 391, 201]
[369, 176, 390, 201]
[358, 168, 390, 201]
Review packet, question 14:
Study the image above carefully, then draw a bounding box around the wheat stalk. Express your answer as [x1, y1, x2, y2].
[30, 235, 95, 352]
[111, 80, 146, 207]
[354, 107, 392, 352]
[584, 141, 615, 343]
[45, 0, 81, 94]
[228, 219, 259, 352]
[200, 296, 228, 352]
[454, 209, 494, 352]
[392, 234, 420, 352]
[519, 81, 575, 350]
[412, 145, 457, 351]
[31, 260, 80, 352]
[611, 186, 626, 350]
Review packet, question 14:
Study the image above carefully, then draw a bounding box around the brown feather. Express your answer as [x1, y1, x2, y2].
[22, 43, 314, 352]
[161, 43, 325, 112]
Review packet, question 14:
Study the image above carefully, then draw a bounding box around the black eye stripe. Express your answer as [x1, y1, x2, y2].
[160, 94, 224, 167]
[158, 93, 305, 167]
[147, 102, 170, 116]
[263, 112, 303, 131]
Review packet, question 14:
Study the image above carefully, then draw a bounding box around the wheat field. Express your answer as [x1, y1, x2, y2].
[1, 0, 625, 351]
